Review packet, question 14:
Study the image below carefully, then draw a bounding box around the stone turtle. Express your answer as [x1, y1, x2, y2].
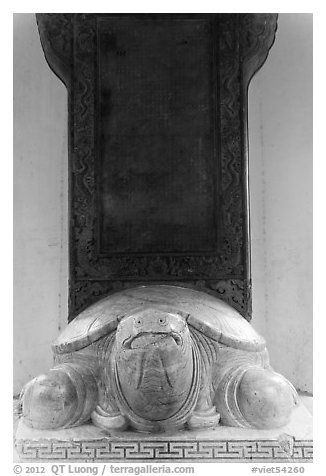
[22, 285, 298, 432]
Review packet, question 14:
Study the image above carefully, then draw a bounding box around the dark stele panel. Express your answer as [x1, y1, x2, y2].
[97, 17, 218, 254]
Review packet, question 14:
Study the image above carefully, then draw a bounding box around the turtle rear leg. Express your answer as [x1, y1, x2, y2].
[214, 365, 299, 429]
[21, 363, 98, 429]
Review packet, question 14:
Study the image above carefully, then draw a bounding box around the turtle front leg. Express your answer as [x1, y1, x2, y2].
[214, 365, 299, 429]
[90, 338, 129, 432]
[91, 405, 128, 432]
[21, 363, 98, 429]
[187, 374, 221, 430]
[90, 380, 128, 432]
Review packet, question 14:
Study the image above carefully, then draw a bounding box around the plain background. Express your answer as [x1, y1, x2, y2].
[13, 13, 313, 395]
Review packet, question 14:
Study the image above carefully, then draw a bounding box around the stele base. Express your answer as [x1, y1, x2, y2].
[15, 402, 312, 463]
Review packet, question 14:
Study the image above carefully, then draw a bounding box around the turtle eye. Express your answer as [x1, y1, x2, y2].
[134, 317, 142, 326]
[158, 316, 167, 326]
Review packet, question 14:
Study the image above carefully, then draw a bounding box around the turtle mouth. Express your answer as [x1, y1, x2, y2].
[123, 331, 183, 349]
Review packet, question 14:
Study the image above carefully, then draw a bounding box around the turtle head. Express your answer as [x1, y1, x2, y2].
[113, 308, 195, 424]
[115, 308, 189, 352]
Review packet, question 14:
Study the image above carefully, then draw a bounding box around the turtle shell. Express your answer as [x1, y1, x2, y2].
[53, 285, 266, 354]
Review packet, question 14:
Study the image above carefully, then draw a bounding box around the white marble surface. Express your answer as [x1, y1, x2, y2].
[15, 400, 312, 442]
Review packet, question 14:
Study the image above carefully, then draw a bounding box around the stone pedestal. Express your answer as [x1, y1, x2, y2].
[15, 403, 312, 463]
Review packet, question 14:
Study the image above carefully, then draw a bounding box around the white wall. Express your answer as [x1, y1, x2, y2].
[249, 14, 313, 393]
[13, 13, 312, 395]
[13, 13, 68, 395]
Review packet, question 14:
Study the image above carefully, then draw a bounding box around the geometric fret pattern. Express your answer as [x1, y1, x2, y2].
[16, 439, 313, 462]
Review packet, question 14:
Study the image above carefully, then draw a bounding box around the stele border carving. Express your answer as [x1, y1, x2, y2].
[36, 14, 278, 320]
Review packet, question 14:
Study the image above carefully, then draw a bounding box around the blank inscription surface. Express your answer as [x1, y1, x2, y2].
[97, 17, 219, 254]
